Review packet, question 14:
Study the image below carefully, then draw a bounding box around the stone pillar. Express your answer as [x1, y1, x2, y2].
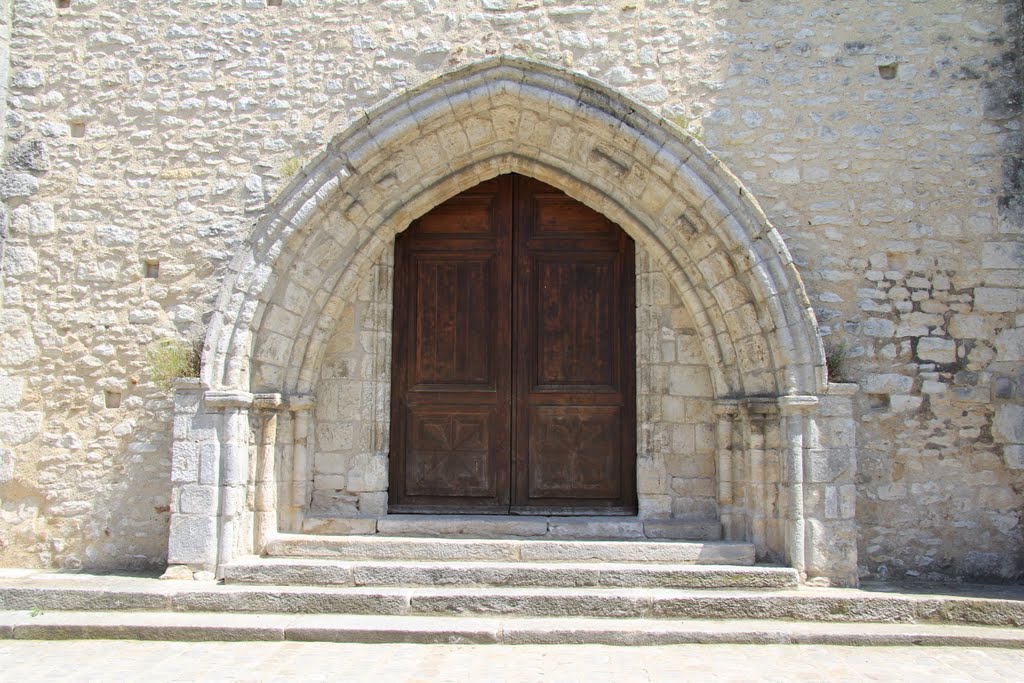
[205, 389, 254, 576]
[164, 378, 218, 579]
[741, 398, 778, 560]
[252, 393, 283, 555]
[803, 383, 860, 586]
[713, 399, 739, 540]
[287, 395, 316, 532]
[778, 395, 819, 581]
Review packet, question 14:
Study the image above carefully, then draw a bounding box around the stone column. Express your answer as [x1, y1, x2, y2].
[205, 389, 254, 575]
[287, 395, 316, 532]
[164, 378, 217, 579]
[803, 383, 860, 586]
[252, 393, 283, 555]
[713, 399, 739, 540]
[778, 395, 819, 581]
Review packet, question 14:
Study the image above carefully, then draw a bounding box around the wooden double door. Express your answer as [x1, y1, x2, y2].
[388, 174, 636, 515]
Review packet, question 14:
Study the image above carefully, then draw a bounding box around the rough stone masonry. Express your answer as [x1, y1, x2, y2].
[0, 0, 1021, 584]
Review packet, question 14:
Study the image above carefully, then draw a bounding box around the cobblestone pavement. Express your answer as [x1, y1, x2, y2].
[0, 641, 1022, 682]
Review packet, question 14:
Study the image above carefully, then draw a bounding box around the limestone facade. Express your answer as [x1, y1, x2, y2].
[0, 0, 1021, 584]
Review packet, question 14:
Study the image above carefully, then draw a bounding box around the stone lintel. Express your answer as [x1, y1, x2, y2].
[288, 395, 316, 412]
[825, 382, 860, 396]
[778, 395, 820, 414]
[204, 389, 254, 409]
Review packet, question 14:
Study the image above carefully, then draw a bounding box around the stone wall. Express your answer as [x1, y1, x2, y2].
[0, 0, 1021, 581]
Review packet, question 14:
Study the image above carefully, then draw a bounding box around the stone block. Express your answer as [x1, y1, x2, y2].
[1004, 445, 1024, 470]
[0, 376, 23, 408]
[167, 515, 218, 567]
[981, 242, 1024, 269]
[170, 441, 200, 484]
[179, 485, 218, 515]
[917, 337, 956, 364]
[199, 443, 219, 485]
[11, 202, 56, 236]
[805, 448, 855, 484]
[994, 328, 1024, 362]
[637, 494, 672, 518]
[861, 373, 913, 394]
[0, 411, 42, 446]
[889, 395, 923, 412]
[993, 404, 1024, 443]
[975, 288, 1023, 313]
[358, 492, 388, 515]
[861, 318, 895, 337]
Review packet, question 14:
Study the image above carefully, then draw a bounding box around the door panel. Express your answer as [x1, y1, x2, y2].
[512, 176, 636, 513]
[389, 174, 635, 514]
[389, 178, 512, 512]
[411, 256, 495, 387]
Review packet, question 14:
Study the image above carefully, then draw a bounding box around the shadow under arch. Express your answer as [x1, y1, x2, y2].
[169, 57, 859, 587]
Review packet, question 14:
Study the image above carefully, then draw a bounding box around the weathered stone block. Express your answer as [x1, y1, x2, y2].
[805, 447, 855, 484]
[975, 288, 1023, 313]
[994, 328, 1024, 362]
[993, 404, 1024, 443]
[861, 373, 913, 394]
[170, 441, 199, 484]
[0, 376, 23, 408]
[179, 485, 218, 515]
[167, 515, 218, 567]
[0, 411, 42, 446]
[917, 337, 956, 364]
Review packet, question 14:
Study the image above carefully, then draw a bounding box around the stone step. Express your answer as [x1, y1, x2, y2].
[221, 557, 795, 589]
[3, 610, 1023, 648]
[265, 534, 753, 565]
[301, 515, 722, 540]
[2, 573, 1022, 627]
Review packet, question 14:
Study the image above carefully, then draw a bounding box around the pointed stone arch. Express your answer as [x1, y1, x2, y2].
[167, 58, 858, 587]
[204, 58, 825, 398]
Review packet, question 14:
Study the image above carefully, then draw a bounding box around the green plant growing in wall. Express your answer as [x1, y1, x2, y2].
[147, 338, 202, 390]
[279, 156, 303, 179]
[824, 338, 852, 383]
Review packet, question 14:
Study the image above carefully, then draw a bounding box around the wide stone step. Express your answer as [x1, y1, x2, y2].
[3, 610, 1023, 648]
[221, 558, 795, 589]
[2, 574, 1023, 627]
[265, 534, 753, 565]
[301, 515, 722, 540]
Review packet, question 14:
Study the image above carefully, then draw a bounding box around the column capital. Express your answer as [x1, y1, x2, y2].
[205, 389, 254, 409]
[253, 392, 284, 410]
[778, 395, 819, 414]
[713, 398, 740, 416]
[742, 396, 779, 416]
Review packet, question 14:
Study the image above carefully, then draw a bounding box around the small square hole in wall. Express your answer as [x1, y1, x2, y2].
[104, 391, 122, 409]
[878, 64, 898, 80]
[144, 259, 160, 279]
[56, 0, 71, 8]
[867, 393, 890, 411]
[267, 0, 282, 6]
[70, 121, 86, 138]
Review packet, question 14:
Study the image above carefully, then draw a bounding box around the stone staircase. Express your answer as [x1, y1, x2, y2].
[221, 533, 793, 590]
[1, 530, 1022, 646]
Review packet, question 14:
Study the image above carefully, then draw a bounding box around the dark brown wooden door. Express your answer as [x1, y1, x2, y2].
[389, 174, 636, 514]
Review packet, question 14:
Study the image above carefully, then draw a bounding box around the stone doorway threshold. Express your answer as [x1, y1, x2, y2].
[299, 515, 722, 541]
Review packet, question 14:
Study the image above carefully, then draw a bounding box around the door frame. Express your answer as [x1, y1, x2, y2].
[388, 174, 637, 515]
